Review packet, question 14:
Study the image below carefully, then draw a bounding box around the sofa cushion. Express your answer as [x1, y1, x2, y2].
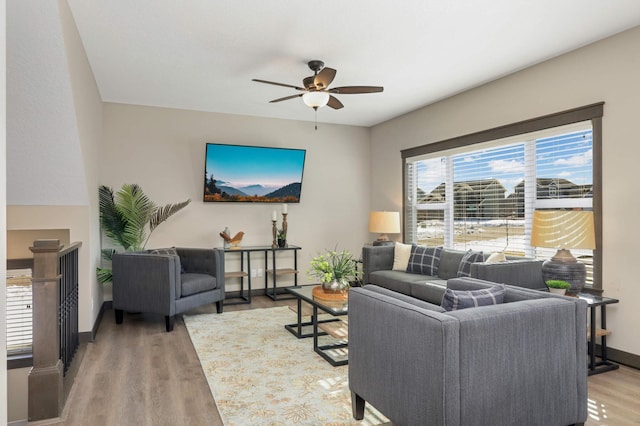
[368, 270, 428, 296]
[363, 284, 447, 313]
[441, 284, 505, 311]
[392, 242, 413, 271]
[437, 249, 467, 279]
[457, 250, 484, 277]
[406, 245, 443, 276]
[409, 280, 448, 304]
[181, 273, 217, 297]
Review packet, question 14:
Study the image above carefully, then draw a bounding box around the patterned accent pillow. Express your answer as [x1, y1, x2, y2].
[406, 245, 443, 276]
[456, 250, 484, 277]
[150, 247, 183, 272]
[150, 247, 178, 256]
[441, 284, 505, 311]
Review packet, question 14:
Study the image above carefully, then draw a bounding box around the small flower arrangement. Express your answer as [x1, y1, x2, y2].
[308, 247, 357, 285]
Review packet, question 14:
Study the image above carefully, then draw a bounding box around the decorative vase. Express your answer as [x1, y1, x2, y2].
[277, 238, 286, 248]
[322, 278, 349, 293]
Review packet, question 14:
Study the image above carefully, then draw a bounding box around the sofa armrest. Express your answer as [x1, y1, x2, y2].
[362, 245, 395, 284]
[470, 259, 546, 290]
[446, 298, 587, 425]
[348, 286, 461, 425]
[112, 252, 181, 314]
[176, 247, 225, 293]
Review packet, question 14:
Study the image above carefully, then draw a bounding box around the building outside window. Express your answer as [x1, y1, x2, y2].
[404, 121, 594, 283]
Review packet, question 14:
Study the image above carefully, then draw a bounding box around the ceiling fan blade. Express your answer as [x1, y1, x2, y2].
[252, 79, 305, 91]
[269, 93, 303, 103]
[327, 95, 344, 110]
[314, 67, 336, 89]
[328, 86, 384, 94]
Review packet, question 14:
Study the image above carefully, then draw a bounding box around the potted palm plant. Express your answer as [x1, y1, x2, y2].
[546, 279, 571, 295]
[97, 183, 191, 284]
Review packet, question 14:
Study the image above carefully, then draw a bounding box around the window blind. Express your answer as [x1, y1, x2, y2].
[405, 123, 593, 277]
[7, 269, 33, 355]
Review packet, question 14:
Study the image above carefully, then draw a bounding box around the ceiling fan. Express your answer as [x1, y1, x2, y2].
[252, 60, 383, 111]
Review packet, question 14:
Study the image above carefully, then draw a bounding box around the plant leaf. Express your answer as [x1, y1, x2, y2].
[149, 199, 191, 233]
[101, 248, 117, 261]
[99, 185, 129, 248]
[115, 184, 156, 251]
[96, 267, 113, 284]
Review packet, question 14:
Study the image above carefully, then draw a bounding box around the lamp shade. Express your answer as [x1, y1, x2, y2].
[302, 91, 330, 108]
[531, 210, 595, 250]
[368, 211, 401, 234]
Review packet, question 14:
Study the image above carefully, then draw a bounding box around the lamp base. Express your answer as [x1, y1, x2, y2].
[372, 233, 394, 247]
[541, 249, 586, 295]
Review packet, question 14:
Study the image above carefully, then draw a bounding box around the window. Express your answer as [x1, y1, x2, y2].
[7, 268, 33, 355]
[402, 103, 603, 291]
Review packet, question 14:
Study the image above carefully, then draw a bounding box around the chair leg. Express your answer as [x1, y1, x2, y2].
[351, 392, 365, 420]
[115, 309, 124, 324]
[165, 315, 175, 332]
[216, 300, 224, 314]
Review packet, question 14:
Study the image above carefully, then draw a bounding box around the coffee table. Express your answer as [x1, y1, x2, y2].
[285, 285, 348, 366]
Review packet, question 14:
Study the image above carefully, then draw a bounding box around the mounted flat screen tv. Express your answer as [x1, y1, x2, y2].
[203, 143, 306, 203]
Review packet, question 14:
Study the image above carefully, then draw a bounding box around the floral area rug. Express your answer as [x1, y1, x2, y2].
[184, 306, 389, 426]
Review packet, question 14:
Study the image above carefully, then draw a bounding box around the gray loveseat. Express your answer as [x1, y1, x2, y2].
[349, 278, 588, 426]
[362, 244, 546, 304]
[112, 247, 225, 332]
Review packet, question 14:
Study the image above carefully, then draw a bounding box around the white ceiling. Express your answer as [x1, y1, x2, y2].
[66, 0, 640, 127]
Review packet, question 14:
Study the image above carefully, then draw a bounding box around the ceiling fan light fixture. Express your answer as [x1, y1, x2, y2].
[302, 91, 330, 109]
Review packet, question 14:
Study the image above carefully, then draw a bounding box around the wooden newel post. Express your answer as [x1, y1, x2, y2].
[28, 239, 64, 421]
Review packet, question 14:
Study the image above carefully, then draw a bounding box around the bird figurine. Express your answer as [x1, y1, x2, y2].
[220, 230, 244, 249]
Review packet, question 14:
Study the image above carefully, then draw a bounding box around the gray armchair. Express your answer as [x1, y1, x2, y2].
[112, 247, 225, 332]
[349, 278, 588, 426]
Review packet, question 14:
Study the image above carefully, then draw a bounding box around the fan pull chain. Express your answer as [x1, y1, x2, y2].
[313, 106, 318, 130]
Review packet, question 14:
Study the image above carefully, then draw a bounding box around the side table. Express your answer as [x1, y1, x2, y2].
[578, 293, 620, 375]
[223, 245, 302, 304]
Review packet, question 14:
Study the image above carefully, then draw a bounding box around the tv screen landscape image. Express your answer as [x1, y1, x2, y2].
[204, 143, 306, 203]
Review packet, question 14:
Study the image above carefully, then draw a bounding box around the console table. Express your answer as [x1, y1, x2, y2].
[579, 293, 620, 375]
[223, 247, 253, 305]
[223, 245, 301, 304]
[265, 245, 301, 300]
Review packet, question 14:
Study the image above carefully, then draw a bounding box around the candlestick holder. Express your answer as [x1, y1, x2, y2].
[271, 220, 278, 248]
[282, 213, 288, 247]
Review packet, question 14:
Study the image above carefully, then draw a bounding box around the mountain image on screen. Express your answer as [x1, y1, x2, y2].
[203, 143, 306, 203]
[265, 183, 302, 199]
[205, 179, 301, 202]
[238, 184, 280, 197]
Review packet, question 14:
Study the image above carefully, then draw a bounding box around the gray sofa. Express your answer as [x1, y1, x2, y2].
[362, 244, 546, 304]
[112, 247, 225, 332]
[349, 278, 588, 426]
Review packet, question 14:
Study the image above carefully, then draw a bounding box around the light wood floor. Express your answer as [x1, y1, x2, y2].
[44, 295, 640, 425]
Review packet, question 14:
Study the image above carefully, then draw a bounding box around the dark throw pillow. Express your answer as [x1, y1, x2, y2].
[406, 245, 443, 276]
[456, 250, 484, 277]
[441, 284, 505, 311]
